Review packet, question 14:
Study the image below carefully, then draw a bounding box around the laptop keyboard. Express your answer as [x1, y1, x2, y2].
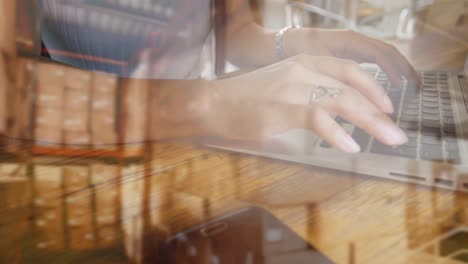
[321, 67, 461, 164]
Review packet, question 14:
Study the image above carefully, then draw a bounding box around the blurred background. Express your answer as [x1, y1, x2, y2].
[251, 0, 467, 71]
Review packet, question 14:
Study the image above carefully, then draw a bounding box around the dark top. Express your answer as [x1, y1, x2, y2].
[40, 0, 213, 78]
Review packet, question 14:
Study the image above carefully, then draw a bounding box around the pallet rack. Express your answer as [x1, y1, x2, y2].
[11, 0, 155, 160]
[1, 1, 160, 259]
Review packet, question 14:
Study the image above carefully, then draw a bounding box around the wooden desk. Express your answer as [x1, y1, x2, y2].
[149, 143, 468, 264]
[0, 141, 466, 264]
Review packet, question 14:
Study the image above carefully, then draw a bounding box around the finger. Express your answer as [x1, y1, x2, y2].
[352, 40, 404, 86]
[310, 57, 394, 113]
[372, 40, 421, 85]
[307, 106, 360, 153]
[340, 32, 415, 87]
[326, 89, 408, 146]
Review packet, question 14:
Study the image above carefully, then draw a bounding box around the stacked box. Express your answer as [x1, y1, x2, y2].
[66, 189, 95, 250]
[33, 63, 98, 149]
[0, 163, 24, 175]
[91, 163, 119, 247]
[63, 166, 89, 193]
[121, 165, 144, 258]
[63, 67, 91, 149]
[0, 180, 29, 262]
[91, 163, 118, 218]
[34, 207, 64, 251]
[33, 165, 65, 251]
[121, 78, 148, 151]
[35, 62, 66, 146]
[97, 225, 118, 248]
[34, 165, 63, 203]
[91, 71, 118, 150]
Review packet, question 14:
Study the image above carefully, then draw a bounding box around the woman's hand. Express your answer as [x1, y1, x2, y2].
[286, 29, 420, 86]
[205, 55, 408, 153]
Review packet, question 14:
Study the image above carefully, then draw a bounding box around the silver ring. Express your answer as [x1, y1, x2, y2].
[309, 85, 342, 104]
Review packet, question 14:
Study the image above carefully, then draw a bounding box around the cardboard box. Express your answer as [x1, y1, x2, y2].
[91, 111, 117, 149]
[36, 63, 66, 109]
[64, 89, 90, 112]
[95, 188, 118, 222]
[0, 1, 17, 56]
[96, 212, 117, 227]
[0, 179, 29, 263]
[92, 93, 115, 112]
[97, 225, 118, 247]
[34, 165, 63, 199]
[38, 62, 66, 85]
[69, 226, 95, 250]
[65, 67, 92, 90]
[36, 83, 64, 109]
[34, 209, 65, 251]
[122, 78, 148, 144]
[63, 111, 89, 131]
[91, 111, 115, 131]
[0, 163, 26, 178]
[91, 163, 118, 184]
[124, 107, 146, 144]
[65, 190, 92, 219]
[92, 130, 118, 150]
[0, 179, 30, 259]
[0, 215, 27, 262]
[63, 166, 89, 193]
[67, 205, 93, 227]
[64, 131, 91, 149]
[92, 71, 116, 114]
[35, 107, 63, 128]
[35, 126, 62, 147]
[90, 72, 119, 149]
[90, 163, 119, 218]
[92, 71, 118, 95]
[65, 189, 94, 250]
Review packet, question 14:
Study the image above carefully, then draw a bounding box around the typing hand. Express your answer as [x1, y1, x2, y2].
[206, 55, 408, 153]
[289, 29, 421, 87]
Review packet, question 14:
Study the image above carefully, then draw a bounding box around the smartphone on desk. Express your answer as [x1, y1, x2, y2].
[161, 206, 335, 264]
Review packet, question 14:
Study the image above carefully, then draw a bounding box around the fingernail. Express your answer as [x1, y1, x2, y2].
[382, 126, 408, 145]
[383, 95, 394, 113]
[340, 133, 361, 153]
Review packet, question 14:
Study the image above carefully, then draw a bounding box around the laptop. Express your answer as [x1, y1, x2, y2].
[207, 60, 468, 193]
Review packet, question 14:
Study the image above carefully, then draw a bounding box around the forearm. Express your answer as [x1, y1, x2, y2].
[224, 0, 285, 67]
[150, 79, 214, 140]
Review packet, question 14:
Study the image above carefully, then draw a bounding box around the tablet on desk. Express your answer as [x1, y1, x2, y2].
[161, 206, 335, 264]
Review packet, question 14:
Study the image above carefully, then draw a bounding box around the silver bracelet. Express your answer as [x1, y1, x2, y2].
[275, 26, 295, 60]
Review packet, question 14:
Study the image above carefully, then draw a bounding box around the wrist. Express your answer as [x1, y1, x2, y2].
[282, 27, 317, 57]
